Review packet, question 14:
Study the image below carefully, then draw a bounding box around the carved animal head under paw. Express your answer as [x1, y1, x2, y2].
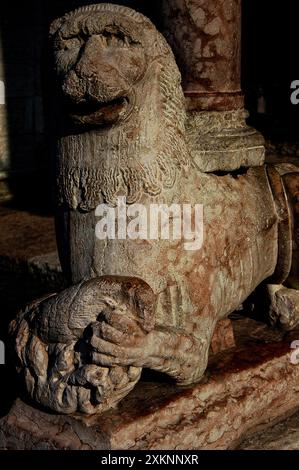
[9, 276, 156, 415]
[50, 3, 172, 127]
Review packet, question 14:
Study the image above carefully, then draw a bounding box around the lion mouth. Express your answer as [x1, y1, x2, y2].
[68, 96, 130, 127]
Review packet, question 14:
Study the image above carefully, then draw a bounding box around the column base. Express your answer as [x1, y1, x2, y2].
[187, 109, 265, 173]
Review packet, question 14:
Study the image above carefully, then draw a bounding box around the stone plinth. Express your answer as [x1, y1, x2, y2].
[1, 318, 299, 450]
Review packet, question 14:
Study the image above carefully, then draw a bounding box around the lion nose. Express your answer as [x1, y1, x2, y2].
[75, 36, 122, 79]
[74, 36, 128, 100]
[75, 36, 107, 78]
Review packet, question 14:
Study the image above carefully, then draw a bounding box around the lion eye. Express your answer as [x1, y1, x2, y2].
[99, 31, 131, 48]
[63, 38, 81, 51]
[55, 37, 81, 52]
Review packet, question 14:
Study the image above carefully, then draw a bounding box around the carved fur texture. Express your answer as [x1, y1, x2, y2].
[10, 276, 155, 414]
[51, 3, 190, 209]
[11, 4, 297, 416]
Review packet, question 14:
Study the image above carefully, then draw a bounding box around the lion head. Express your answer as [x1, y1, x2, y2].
[51, 4, 191, 209]
[50, 4, 166, 128]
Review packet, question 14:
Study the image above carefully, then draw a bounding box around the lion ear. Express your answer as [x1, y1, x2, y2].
[49, 18, 64, 37]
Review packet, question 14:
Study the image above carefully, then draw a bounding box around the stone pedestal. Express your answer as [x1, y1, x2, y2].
[161, 0, 264, 172]
[1, 318, 299, 450]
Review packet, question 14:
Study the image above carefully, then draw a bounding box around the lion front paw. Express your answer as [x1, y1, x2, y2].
[87, 310, 155, 368]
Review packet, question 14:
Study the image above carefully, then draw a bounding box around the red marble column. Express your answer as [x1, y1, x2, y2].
[161, 0, 243, 111]
[161, 0, 265, 173]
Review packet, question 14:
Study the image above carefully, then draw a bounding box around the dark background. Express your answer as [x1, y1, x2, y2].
[242, 1, 299, 142]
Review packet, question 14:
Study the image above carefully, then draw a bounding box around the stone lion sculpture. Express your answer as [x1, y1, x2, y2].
[10, 4, 299, 415]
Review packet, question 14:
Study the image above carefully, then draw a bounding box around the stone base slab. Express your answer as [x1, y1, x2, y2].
[1, 318, 299, 450]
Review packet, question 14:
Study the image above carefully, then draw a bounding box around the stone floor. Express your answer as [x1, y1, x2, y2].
[1, 204, 299, 449]
[0, 205, 62, 284]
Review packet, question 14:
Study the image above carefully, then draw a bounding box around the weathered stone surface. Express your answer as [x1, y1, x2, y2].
[283, 171, 299, 290]
[10, 277, 155, 415]
[161, 0, 265, 172]
[161, 0, 243, 111]
[0, 205, 233, 355]
[9, 283, 233, 416]
[186, 109, 265, 172]
[0, 399, 110, 450]
[3, 318, 299, 450]
[10, 4, 299, 418]
[268, 285, 299, 331]
[239, 408, 299, 450]
[210, 318, 235, 354]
